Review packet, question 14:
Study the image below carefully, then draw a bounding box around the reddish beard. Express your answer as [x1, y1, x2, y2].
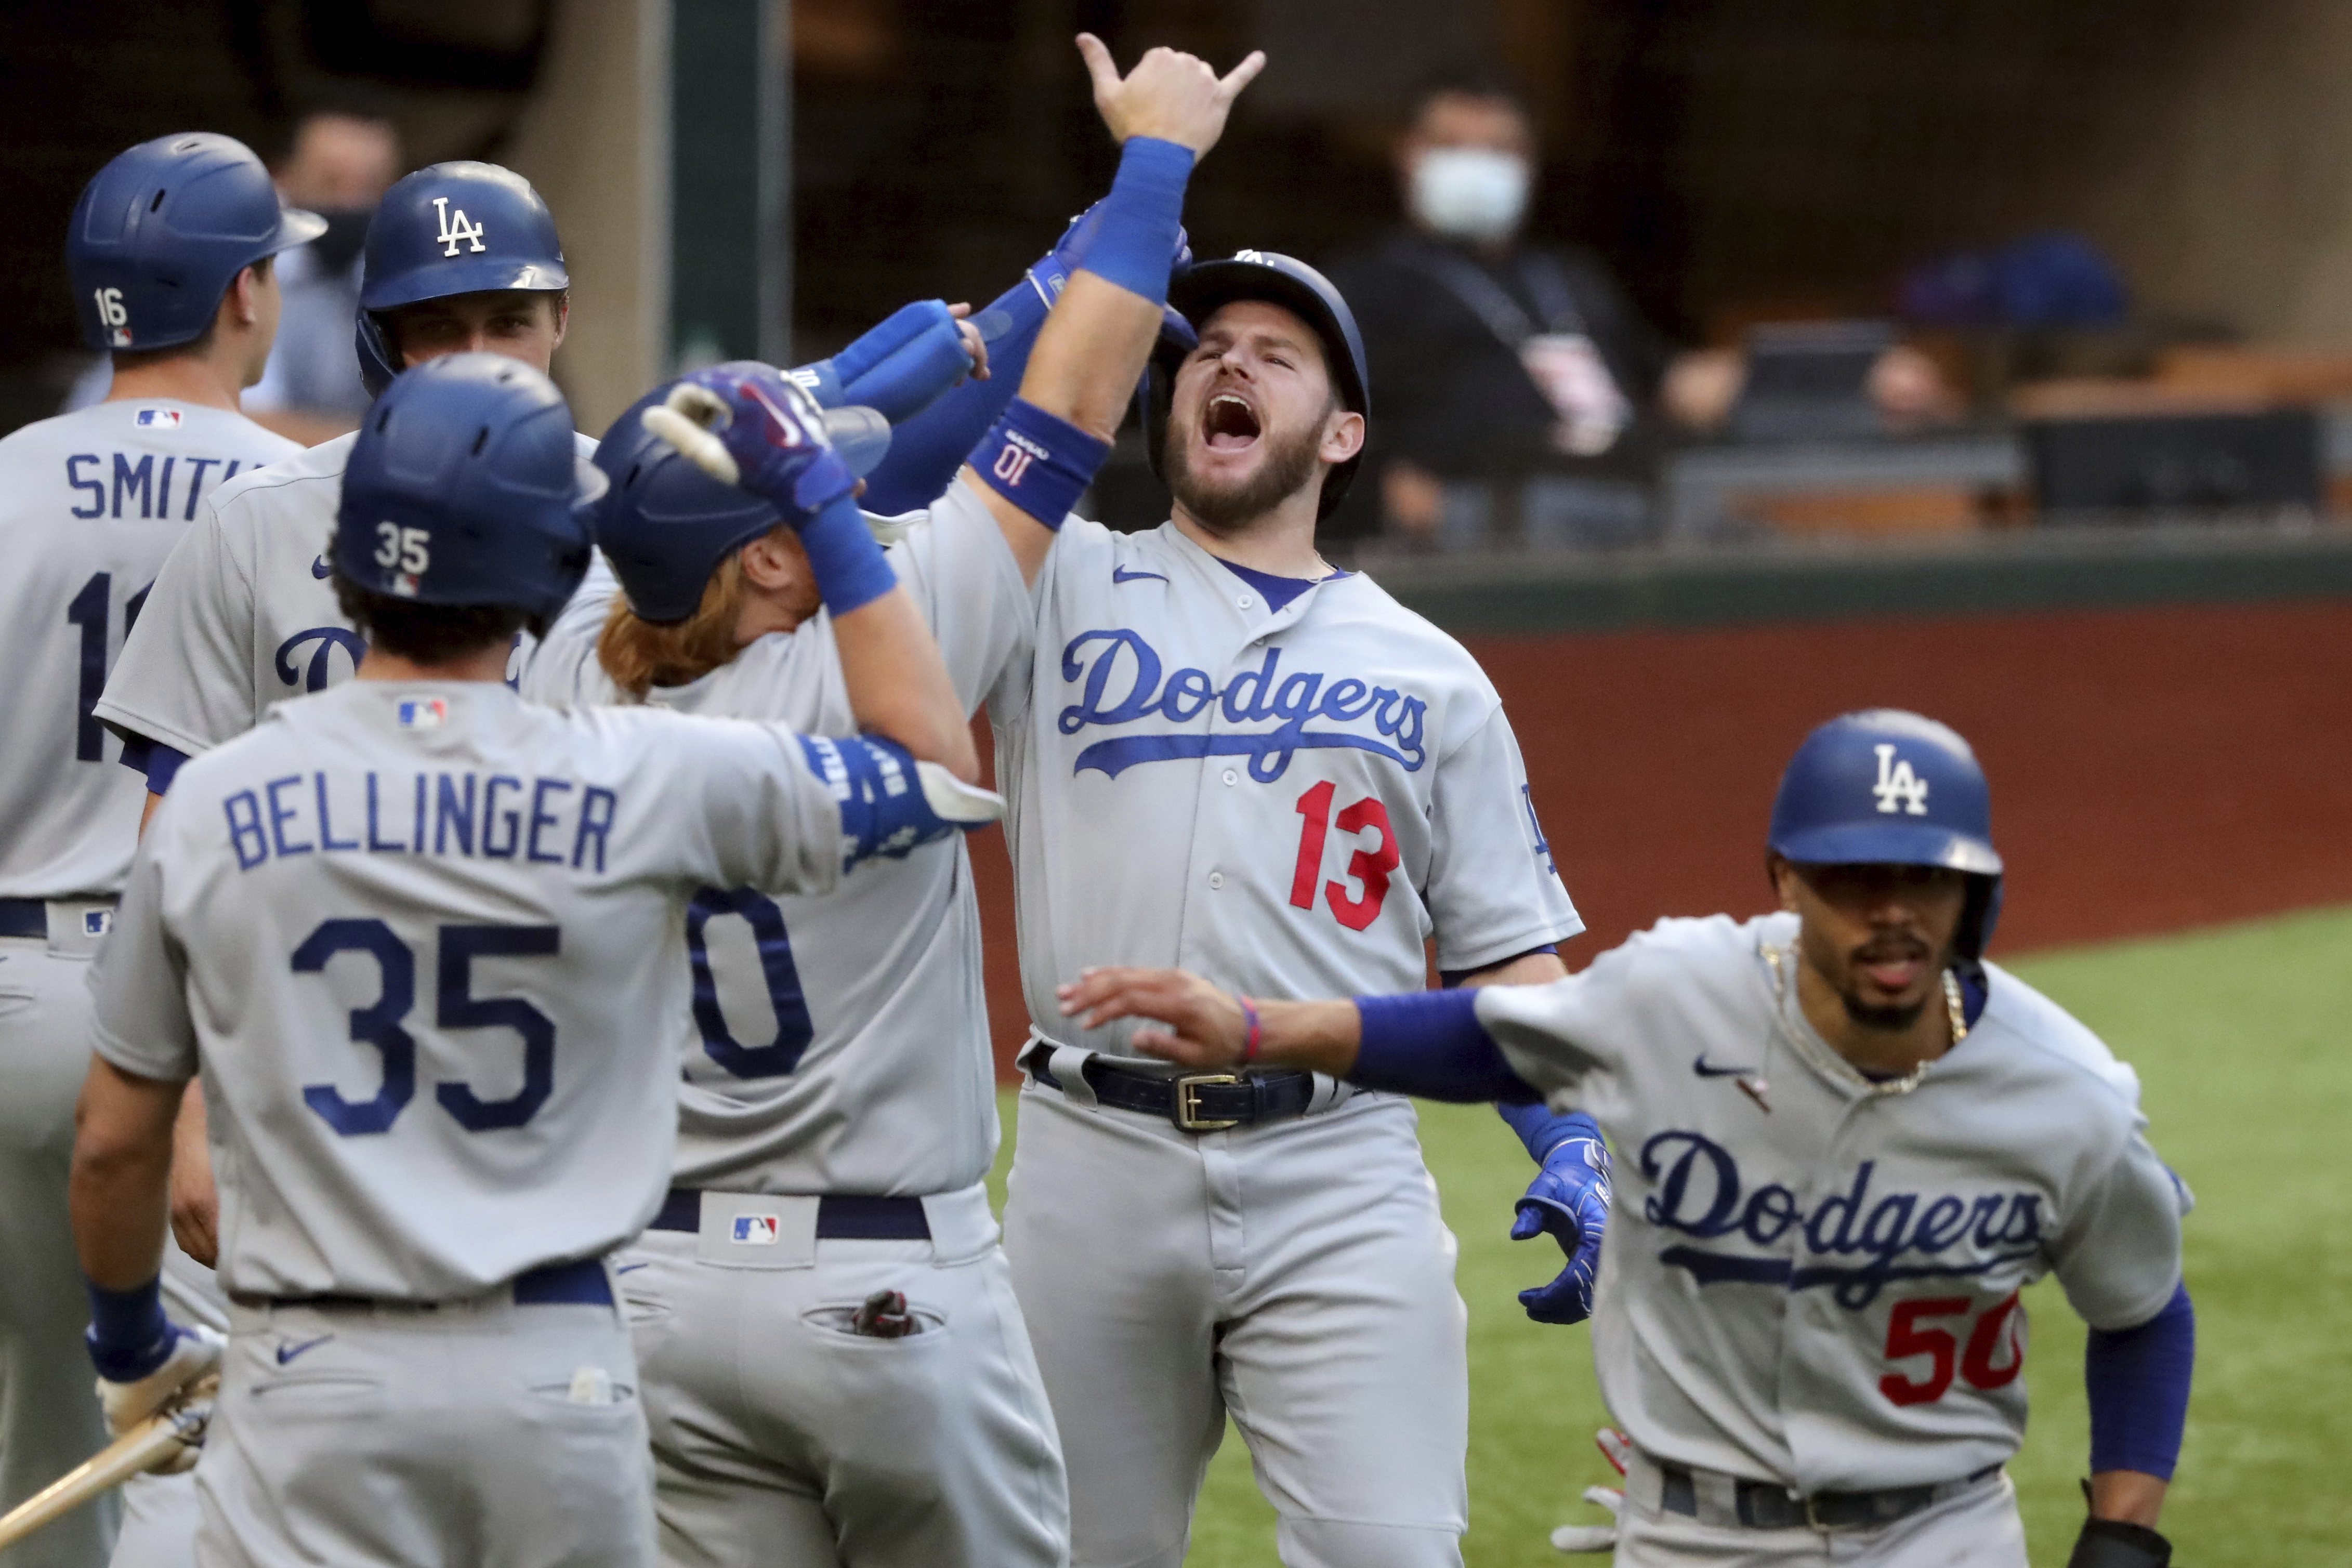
[1164, 413, 1324, 532]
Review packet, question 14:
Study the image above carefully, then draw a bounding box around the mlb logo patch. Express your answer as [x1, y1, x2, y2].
[391, 572, 422, 598]
[82, 911, 113, 937]
[109, 327, 133, 348]
[397, 699, 448, 729]
[731, 1215, 780, 1246]
[135, 407, 181, 428]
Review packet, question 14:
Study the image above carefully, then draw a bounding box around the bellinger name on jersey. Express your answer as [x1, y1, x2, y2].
[1057, 629, 1430, 782]
[220, 770, 619, 874]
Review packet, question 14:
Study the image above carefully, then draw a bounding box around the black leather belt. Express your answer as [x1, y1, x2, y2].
[1029, 1050, 1315, 1133]
[648, 1189, 931, 1241]
[1658, 1461, 2001, 1531]
[260, 1256, 612, 1311]
[0, 897, 114, 939]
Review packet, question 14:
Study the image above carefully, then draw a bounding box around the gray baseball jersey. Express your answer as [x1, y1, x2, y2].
[87, 678, 855, 1300]
[523, 481, 1032, 1194]
[93, 428, 594, 761]
[0, 400, 297, 898]
[1473, 911, 2187, 1494]
[995, 516, 1581, 1057]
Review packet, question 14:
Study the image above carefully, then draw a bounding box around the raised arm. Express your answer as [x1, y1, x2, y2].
[964, 35, 1263, 585]
[650, 364, 979, 780]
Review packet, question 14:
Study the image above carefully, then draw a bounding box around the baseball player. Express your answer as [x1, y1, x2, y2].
[516, 40, 1245, 1568]
[94, 150, 986, 1267]
[65, 351, 1000, 1568]
[94, 159, 584, 812]
[1062, 709, 2195, 1568]
[0, 132, 320, 1568]
[938, 39, 1576, 1568]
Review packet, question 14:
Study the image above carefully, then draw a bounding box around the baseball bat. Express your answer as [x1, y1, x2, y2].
[0, 1376, 217, 1551]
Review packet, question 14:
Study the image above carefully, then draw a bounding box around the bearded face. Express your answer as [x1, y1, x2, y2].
[1161, 299, 1358, 534]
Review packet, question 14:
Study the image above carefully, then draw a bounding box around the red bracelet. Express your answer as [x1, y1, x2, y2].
[1238, 995, 1262, 1063]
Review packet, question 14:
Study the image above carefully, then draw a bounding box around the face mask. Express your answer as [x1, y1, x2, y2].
[1409, 147, 1531, 242]
[307, 207, 373, 273]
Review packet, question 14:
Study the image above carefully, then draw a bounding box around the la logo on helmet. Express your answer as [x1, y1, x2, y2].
[432, 195, 487, 257]
[1871, 744, 1929, 815]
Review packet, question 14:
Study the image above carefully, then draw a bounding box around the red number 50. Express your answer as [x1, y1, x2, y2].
[1290, 781, 1401, 932]
[1879, 1292, 2026, 1407]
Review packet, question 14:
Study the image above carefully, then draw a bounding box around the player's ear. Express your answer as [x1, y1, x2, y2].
[549, 292, 570, 350]
[737, 525, 812, 594]
[1320, 407, 1365, 466]
[1767, 852, 1802, 913]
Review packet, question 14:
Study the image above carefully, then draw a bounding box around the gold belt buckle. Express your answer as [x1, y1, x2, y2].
[1173, 1073, 1242, 1132]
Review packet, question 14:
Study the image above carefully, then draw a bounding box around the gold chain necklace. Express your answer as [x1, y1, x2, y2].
[1766, 945, 1965, 1098]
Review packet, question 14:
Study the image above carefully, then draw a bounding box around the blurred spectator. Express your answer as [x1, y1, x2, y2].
[242, 109, 403, 444]
[1325, 73, 1948, 550]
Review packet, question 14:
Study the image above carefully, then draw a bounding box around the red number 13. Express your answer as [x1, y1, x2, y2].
[1290, 781, 1401, 932]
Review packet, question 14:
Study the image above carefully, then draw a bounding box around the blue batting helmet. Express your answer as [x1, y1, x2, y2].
[593, 373, 892, 625]
[335, 353, 600, 626]
[355, 162, 570, 396]
[1769, 709, 2005, 958]
[66, 133, 325, 353]
[1142, 250, 1372, 520]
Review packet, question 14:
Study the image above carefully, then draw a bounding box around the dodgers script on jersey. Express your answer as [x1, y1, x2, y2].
[0, 400, 296, 898]
[1473, 912, 2186, 1493]
[94, 427, 596, 762]
[995, 517, 1580, 1060]
[524, 481, 1033, 1194]
[86, 680, 852, 1299]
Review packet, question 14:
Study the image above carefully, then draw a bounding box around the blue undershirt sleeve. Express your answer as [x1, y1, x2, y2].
[1349, 991, 1542, 1103]
[117, 735, 189, 794]
[2083, 1280, 2195, 1479]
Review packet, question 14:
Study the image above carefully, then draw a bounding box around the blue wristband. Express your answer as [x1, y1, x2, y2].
[84, 1275, 173, 1381]
[859, 272, 1050, 515]
[1079, 137, 1194, 302]
[798, 493, 898, 618]
[969, 399, 1110, 530]
[1499, 1101, 1600, 1158]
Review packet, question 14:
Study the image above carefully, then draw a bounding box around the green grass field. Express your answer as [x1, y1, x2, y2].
[986, 904, 2352, 1564]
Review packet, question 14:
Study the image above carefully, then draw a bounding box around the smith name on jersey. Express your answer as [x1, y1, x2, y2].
[0, 399, 297, 900]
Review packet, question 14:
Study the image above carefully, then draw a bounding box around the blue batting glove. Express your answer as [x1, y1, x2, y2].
[663, 363, 858, 520]
[792, 299, 978, 423]
[1507, 1117, 1611, 1326]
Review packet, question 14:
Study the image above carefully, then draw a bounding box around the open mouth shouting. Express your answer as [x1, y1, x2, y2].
[1202, 390, 1262, 453]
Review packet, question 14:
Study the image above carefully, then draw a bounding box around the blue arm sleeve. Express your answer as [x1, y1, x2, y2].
[857, 272, 1051, 515]
[1349, 991, 1542, 1103]
[117, 735, 189, 794]
[2084, 1281, 2195, 1479]
[1497, 1101, 1602, 1161]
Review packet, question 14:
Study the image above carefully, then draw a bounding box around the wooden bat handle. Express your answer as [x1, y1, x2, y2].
[0, 1376, 219, 1550]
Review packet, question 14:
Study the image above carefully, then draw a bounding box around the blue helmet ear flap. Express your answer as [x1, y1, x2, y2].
[1960, 874, 2004, 963]
[356, 311, 400, 399]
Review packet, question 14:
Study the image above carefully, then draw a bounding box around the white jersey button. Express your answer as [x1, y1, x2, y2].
[1237, 593, 1255, 609]
[1221, 769, 1238, 786]
[1207, 871, 1225, 889]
